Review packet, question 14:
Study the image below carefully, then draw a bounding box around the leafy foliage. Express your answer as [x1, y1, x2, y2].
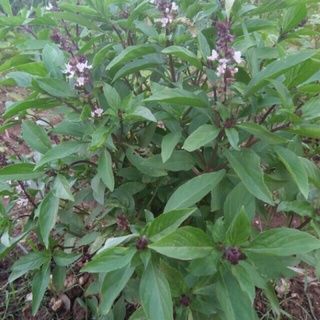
[1, 0, 320, 319]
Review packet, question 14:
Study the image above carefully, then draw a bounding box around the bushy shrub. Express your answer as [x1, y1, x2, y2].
[1, 0, 320, 319]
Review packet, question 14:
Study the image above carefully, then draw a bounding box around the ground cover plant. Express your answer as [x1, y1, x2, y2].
[1, 0, 320, 319]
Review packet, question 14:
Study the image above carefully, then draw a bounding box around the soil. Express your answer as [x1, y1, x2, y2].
[1, 88, 320, 319]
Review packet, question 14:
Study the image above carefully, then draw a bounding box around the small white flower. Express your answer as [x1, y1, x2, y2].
[216, 64, 226, 76]
[76, 61, 92, 73]
[219, 58, 228, 67]
[233, 51, 243, 64]
[91, 108, 104, 117]
[95, 108, 104, 117]
[208, 49, 219, 61]
[165, 7, 170, 13]
[172, 2, 178, 11]
[62, 63, 75, 78]
[76, 77, 85, 86]
[17, 198, 29, 207]
[155, 17, 170, 27]
[45, 3, 53, 10]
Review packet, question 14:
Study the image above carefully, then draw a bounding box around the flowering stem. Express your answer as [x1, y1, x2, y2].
[169, 54, 176, 82]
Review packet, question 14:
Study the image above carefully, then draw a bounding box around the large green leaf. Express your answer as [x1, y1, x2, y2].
[244, 50, 317, 97]
[300, 157, 320, 189]
[9, 252, 48, 282]
[53, 251, 82, 267]
[38, 191, 60, 249]
[35, 141, 86, 169]
[147, 208, 196, 242]
[81, 247, 137, 273]
[32, 261, 50, 315]
[285, 124, 320, 138]
[251, 0, 318, 14]
[106, 44, 158, 71]
[103, 83, 121, 111]
[236, 122, 287, 145]
[22, 121, 52, 154]
[245, 228, 320, 255]
[100, 264, 135, 314]
[225, 149, 273, 205]
[144, 87, 209, 108]
[161, 132, 181, 163]
[149, 226, 214, 260]
[217, 270, 255, 320]
[162, 46, 202, 69]
[282, 5, 307, 33]
[164, 170, 225, 212]
[98, 150, 115, 191]
[223, 182, 256, 225]
[52, 174, 74, 201]
[182, 125, 220, 152]
[274, 146, 309, 199]
[140, 261, 173, 320]
[225, 207, 251, 246]
[0, 163, 44, 181]
[36, 78, 77, 98]
[3, 98, 60, 117]
[142, 151, 195, 172]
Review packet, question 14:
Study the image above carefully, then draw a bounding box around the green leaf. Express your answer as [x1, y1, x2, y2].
[244, 50, 317, 97]
[100, 264, 135, 314]
[223, 182, 256, 225]
[285, 124, 320, 138]
[274, 146, 309, 199]
[245, 228, 320, 255]
[140, 261, 173, 320]
[149, 226, 214, 260]
[38, 191, 60, 249]
[142, 151, 195, 172]
[113, 56, 160, 82]
[277, 200, 315, 217]
[147, 208, 196, 242]
[225, 149, 273, 205]
[182, 125, 220, 152]
[300, 157, 320, 189]
[32, 261, 50, 315]
[282, 5, 307, 33]
[226, 207, 251, 246]
[144, 87, 209, 108]
[2, 98, 60, 117]
[225, 128, 240, 150]
[106, 45, 158, 71]
[98, 150, 115, 192]
[48, 12, 100, 30]
[81, 247, 137, 273]
[103, 83, 121, 111]
[236, 122, 288, 145]
[36, 78, 77, 98]
[1, 0, 12, 15]
[161, 132, 181, 163]
[97, 234, 138, 254]
[52, 174, 74, 201]
[129, 307, 148, 320]
[164, 170, 225, 212]
[217, 270, 255, 320]
[22, 121, 52, 154]
[252, 0, 318, 15]
[268, 79, 294, 110]
[53, 251, 82, 267]
[0, 163, 44, 181]
[35, 141, 86, 169]
[162, 46, 202, 69]
[225, 0, 235, 19]
[160, 262, 188, 297]
[197, 31, 210, 59]
[126, 106, 157, 122]
[9, 252, 47, 282]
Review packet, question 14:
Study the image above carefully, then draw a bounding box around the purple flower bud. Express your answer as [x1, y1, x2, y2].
[136, 235, 148, 250]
